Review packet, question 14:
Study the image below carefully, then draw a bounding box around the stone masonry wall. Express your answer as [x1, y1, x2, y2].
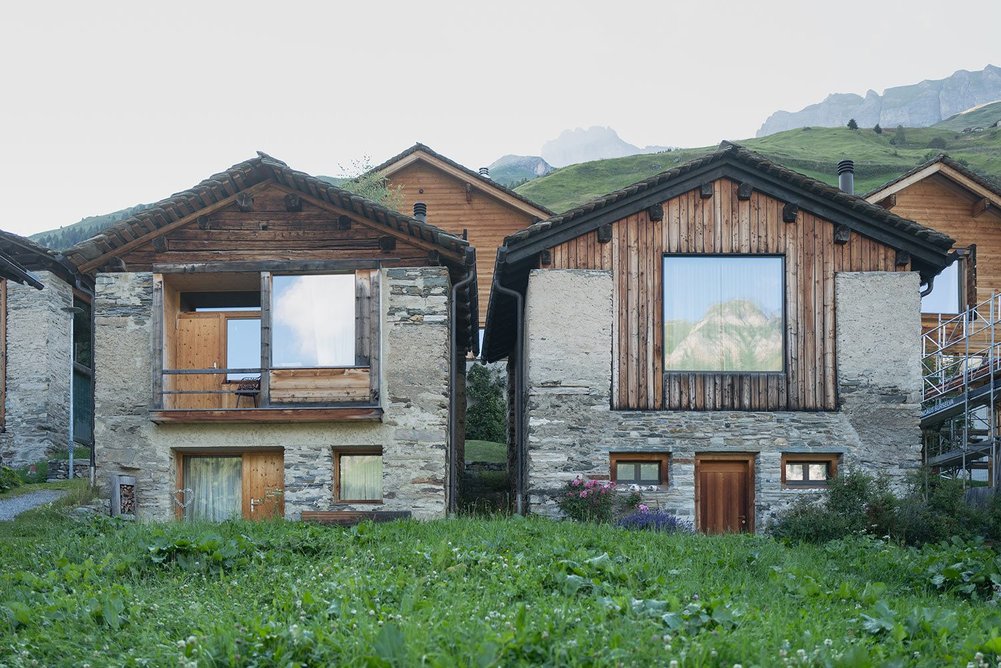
[1, 271, 73, 467]
[94, 267, 451, 521]
[524, 269, 922, 530]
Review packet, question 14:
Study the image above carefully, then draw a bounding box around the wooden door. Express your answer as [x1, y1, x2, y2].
[242, 451, 285, 520]
[697, 456, 754, 534]
[174, 314, 224, 409]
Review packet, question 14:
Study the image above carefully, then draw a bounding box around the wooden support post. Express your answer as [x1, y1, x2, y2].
[369, 269, 381, 404]
[260, 272, 272, 408]
[782, 203, 799, 223]
[737, 183, 753, 200]
[236, 193, 254, 212]
[152, 275, 164, 410]
[973, 197, 990, 218]
[647, 203, 665, 221]
[699, 183, 714, 199]
[833, 224, 851, 245]
[355, 272, 372, 366]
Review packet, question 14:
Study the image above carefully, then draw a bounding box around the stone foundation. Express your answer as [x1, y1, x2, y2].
[523, 269, 922, 530]
[94, 267, 452, 521]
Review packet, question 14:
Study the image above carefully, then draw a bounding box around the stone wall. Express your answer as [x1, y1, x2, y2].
[93, 267, 451, 521]
[0, 271, 73, 467]
[523, 269, 922, 530]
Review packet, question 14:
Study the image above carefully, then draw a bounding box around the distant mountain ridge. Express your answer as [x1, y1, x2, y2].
[757, 65, 1001, 136]
[541, 126, 671, 167]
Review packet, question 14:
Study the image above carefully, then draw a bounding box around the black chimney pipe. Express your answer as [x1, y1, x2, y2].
[479, 167, 490, 179]
[413, 201, 427, 223]
[837, 159, 855, 195]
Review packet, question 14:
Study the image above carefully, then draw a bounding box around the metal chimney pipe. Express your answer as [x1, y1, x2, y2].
[413, 201, 427, 223]
[837, 159, 855, 195]
[478, 167, 490, 179]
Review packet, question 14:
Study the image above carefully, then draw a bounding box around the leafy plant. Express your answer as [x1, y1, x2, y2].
[145, 531, 258, 573]
[465, 364, 506, 444]
[0, 466, 21, 493]
[556, 477, 616, 523]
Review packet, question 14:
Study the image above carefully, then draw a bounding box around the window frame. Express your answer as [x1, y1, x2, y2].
[780, 453, 839, 488]
[334, 448, 384, 504]
[662, 253, 787, 375]
[609, 452, 669, 487]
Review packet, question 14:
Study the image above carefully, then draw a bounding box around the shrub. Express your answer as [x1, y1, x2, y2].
[928, 136, 947, 149]
[0, 466, 21, 493]
[617, 507, 694, 533]
[557, 478, 616, 523]
[466, 364, 506, 444]
[874, 123, 883, 134]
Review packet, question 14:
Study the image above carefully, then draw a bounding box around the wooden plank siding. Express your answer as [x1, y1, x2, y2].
[386, 162, 540, 327]
[547, 178, 908, 411]
[117, 185, 432, 271]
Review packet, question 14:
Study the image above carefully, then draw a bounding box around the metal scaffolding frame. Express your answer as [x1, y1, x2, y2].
[921, 291, 1001, 487]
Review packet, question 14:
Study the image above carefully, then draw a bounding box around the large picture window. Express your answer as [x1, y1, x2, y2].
[663, 256, 784, 372]
[273, 274, 356, 367]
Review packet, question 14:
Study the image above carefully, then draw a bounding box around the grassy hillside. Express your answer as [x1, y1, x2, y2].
[2, 510, 1000, 665]
[933, 100, 1001, 132]
[516, 125, 1001, 213]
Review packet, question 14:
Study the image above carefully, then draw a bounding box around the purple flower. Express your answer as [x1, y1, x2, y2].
[579, 490, 587, 498]
[571, 478, 582, 487]
[638, 504, 649, 513]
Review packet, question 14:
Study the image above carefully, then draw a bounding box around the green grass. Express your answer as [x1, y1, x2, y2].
[933, 101, 1001, 132]
[516, 126, 1001, 213]
[1, 512, 1000, 665]
[465, 440, 507, 464]
[0, 479, 87, 501]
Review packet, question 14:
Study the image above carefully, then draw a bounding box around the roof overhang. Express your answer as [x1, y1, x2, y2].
[866, 161, 1001, 214]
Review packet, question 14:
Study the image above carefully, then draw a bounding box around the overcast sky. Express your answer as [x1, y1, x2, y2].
[2, 0, 999, 236]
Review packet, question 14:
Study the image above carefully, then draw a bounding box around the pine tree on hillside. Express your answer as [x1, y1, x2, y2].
[874, 123, 882, 134]
[847, 118, 859, 130]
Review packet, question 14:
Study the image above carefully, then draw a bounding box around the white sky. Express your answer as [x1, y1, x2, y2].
[2, 0, 998, 236]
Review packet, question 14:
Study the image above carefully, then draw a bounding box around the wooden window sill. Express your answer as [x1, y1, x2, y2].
[150, 406, 383, 424]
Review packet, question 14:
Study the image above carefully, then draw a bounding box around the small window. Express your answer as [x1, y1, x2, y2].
[781, 454, 839, 488]
[663, 256, 784, 372]
[921, 259, 962, 315]
[226, 317, 261, 380]
[610, 452, 669, 486]
[335, 450, 383, 502]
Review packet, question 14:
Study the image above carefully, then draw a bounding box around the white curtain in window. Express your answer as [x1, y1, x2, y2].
[664, 257, 783, 372]
[185, 457, 242, 521]
[340, 454, 382, 501]
[273, 275, 356, 367]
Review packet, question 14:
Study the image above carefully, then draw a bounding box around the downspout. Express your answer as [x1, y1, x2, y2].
[492, 258, 526, 515]
[920, 276, 935, 298]
[448, 247, 476, 514]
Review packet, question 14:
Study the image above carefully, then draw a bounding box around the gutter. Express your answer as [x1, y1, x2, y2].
[492, 257, 527, 515]
[448, 247, 477, 514]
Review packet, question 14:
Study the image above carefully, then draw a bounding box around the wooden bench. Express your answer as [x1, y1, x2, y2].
[300, 510, 412, 525]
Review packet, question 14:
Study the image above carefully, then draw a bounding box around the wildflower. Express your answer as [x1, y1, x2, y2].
[580, 491, 587, 498]
[638, 504, 649, 513]
[571, 478, 582, 487]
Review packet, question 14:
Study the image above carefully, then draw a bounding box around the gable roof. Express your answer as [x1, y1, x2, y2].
[371, 143, 555, 219]
[864, 153, 1001, 212]
[0, 229, 80, 289]
[66, 152, 474, 274]
[482, 142, 955, 362]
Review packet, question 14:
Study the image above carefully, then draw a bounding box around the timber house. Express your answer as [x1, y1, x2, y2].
[67, 152, 477, 521]
[866, 155, 1001, 484]
[373, 143, 553, 332]
[0, 230, 93, 470]
[482, 142, 954, 533]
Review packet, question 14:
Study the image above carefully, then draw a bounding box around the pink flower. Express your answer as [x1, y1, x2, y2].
[579, 491, 587, 498]
[638, 504, 649, 513]
[571, 478, 582, 487]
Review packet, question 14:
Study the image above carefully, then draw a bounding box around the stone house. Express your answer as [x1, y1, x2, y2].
[64, 153, 477, 521]
[0, 231, 93, 469]
[482, 143, 954, 532]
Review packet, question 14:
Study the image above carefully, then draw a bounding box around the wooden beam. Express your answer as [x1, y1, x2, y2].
[378, 236, 397, 252]
[369, 270, 381, 405]
[153, 259, 384, 274]
[149, 406, 384, 424]
[77, 181, 273, 273]
[782, 203, 799, 223]
[151, 276, 164, 410]
[260, 272, 272, 408]
[973, 197, 990, 218]
[700, 183, 714, 199]
[337, 215, 352, 230]
[284, 193, 303, 212]
[465, 183, 473, 204]
[895, 250, 911, 266]
[647, 203, 665, 221]
[236, 193, 254, 212]
[197, 216, 211, 230]
[539, 249, 552, 266]
[833, 224, 851, 245]
[597, 224, 613, 244]
[737, 182, 753, 200]
[876, 194, 896, 210]
[151, 237, 168, 253]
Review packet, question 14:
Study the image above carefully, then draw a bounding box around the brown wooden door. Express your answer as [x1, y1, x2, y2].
[697, 457, 753, 534]
[174, 314, 224, 409]
[242, 451, 285, 520]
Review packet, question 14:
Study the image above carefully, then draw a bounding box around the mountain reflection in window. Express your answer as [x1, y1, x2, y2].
[663, 256, 784, 372]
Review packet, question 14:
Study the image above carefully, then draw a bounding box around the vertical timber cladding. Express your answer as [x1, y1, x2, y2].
[547, 178, 909, 411]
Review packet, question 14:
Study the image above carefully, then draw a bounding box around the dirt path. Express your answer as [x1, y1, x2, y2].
[0, 489, 67, 520]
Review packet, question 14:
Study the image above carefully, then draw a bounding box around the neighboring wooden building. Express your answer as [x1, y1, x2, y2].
[483, 143, 953, 532]
[0, 231, 93, 469]
[67, 153, 477, 521]
[373, 143, 553, 330]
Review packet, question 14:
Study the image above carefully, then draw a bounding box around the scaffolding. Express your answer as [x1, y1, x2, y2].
[921, 291, 1001, 487]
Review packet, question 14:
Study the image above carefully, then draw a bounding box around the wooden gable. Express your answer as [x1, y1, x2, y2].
[113, 183, 437, 272]
[387, 160, 541, 327]
[545, 178, 909, 412]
